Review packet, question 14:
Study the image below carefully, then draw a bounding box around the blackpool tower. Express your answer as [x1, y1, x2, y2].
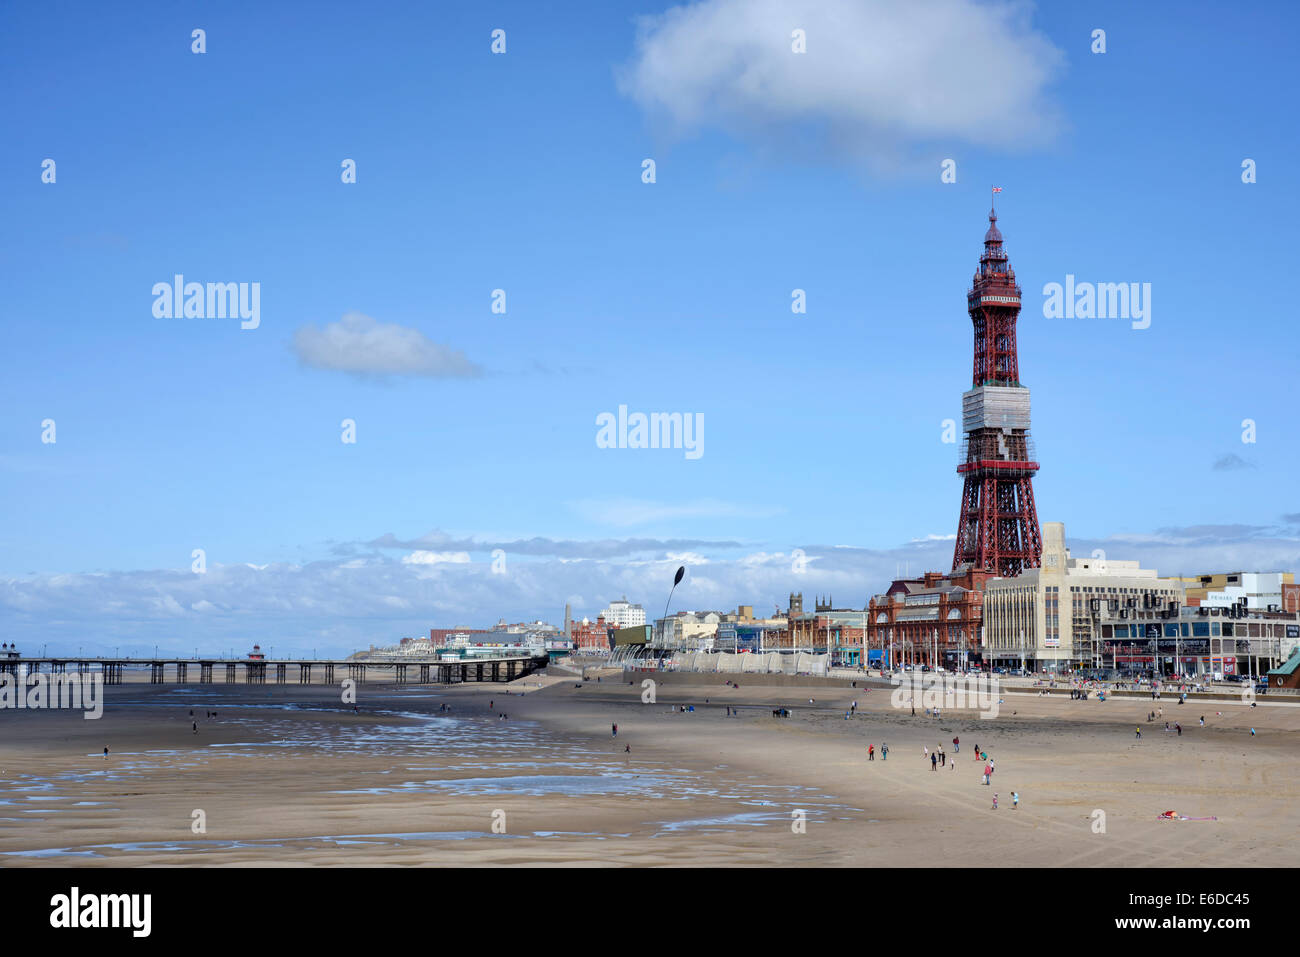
[951, 201, 1042, 576]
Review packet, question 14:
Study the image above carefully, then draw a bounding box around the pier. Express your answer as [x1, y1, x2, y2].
[0, 655, 549, 686]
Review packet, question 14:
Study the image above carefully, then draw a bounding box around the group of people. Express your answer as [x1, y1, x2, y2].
[187, 707, 220, 734]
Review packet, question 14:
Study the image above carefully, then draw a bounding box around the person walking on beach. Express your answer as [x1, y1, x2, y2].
[881, 743, 888, 761]
[1011, 791, 1019, 810]
[1135, 726, 1141, 739]
[1199, 715, 1205, 726]
[612, 723, 618, 738]
[1176, 722, 1182, 736]
[103, 746, 109, 760]
[992, 793, 998, 810]
[868, 744, 875, 761]
[953, 735, 959, 753]
[939, 746, 946, 767]
[931, 752, 938, 771]
[982, 763, 990, 785]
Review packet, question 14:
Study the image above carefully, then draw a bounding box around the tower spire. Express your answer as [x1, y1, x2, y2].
[952, 204, 1042, 577]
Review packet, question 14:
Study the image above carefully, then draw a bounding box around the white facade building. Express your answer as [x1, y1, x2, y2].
[653, 611, 720, 651]
[600, 597, 646, 629]
[982, 522, 1184, 669]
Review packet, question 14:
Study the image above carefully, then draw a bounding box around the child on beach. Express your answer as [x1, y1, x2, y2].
[992, 793, 998, 810]
[1011, 791, 1019, 809]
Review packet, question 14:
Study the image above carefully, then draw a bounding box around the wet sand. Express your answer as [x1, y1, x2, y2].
[0, 670, 1295, 866]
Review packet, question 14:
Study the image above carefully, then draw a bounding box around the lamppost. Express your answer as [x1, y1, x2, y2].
[860, 610, 867, 671]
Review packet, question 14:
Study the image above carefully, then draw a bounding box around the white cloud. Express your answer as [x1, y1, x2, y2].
[618, 0, 1065, 169]
[292, 312, 482, 379]
[401, 551, 473, 565]
[665, 551, 710, 565]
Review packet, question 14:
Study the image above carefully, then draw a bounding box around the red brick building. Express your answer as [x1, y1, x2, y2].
[867, 568, 991, 669]
[570, 617, 611, 654]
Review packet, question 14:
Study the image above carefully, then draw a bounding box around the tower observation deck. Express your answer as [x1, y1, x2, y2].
[951, 204, 1042, 577]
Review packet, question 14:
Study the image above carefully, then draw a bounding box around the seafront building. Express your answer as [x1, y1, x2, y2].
[787, 596, 871, 666]
[569, 616, 611, 655]
[599, 597, 646, 629]
[981, 523, 1180, 671]
[867, 571, 988, 670]
[1088, 599, 1296, 678]
[652, 610, 722, 650]
[980, 523, 1298, 675]
[1175, 572, 1296, 612]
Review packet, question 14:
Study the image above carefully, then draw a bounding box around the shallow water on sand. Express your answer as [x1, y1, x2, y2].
[0, 686, 859, 857]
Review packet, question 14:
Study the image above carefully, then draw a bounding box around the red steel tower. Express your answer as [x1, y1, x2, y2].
[952, 203, 1042, 576]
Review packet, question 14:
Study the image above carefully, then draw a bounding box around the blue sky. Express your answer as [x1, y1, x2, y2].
[2, 0, 1297, 654]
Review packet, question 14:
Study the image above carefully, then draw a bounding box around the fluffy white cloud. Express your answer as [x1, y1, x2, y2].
[292, 312, 482, 378]
[618, 0, 1065, 168]
[401, 550, 473, 565]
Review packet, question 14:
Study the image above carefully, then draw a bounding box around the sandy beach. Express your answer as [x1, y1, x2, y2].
[1, 669, 1296, 866]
